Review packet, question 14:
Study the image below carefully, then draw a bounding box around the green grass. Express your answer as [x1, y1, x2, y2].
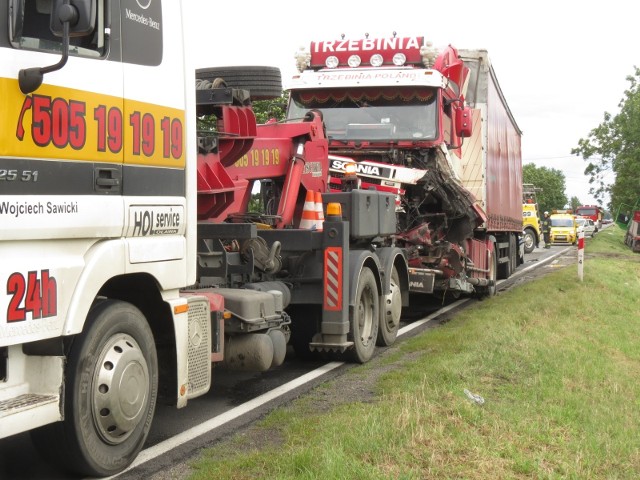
[188, 226, 640, 479]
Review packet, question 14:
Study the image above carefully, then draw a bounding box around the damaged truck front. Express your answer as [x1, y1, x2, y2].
[286, 37, 523, 300]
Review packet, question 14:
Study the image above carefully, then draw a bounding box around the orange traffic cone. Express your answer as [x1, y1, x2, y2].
[315, 191, 324, 232]
[299, 190, 317, 229]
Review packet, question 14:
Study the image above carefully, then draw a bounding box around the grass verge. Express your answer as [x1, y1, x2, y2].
[188, 226, 640, 480]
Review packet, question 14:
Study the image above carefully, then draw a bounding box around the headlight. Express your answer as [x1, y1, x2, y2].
[370, 54, 384, 67]
[347, 55, 361, 68]
[393, 53, 407, 66]
[325, 56, 339, 68]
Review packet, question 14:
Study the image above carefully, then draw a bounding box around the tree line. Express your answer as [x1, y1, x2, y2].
[572, 66, 640, 217]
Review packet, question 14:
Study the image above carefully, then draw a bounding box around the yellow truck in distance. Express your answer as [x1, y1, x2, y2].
[522, 184, 542, 254]
[522, 202, 541, 253]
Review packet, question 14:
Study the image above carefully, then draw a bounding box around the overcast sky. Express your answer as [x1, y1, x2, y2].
[184, 0, 638, 207]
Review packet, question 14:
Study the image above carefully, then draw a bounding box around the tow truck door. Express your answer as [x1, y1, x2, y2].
[119, 0, 189, 284]
[0, 0, 125, 344]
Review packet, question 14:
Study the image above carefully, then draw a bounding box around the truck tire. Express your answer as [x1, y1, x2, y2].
[487, 248, 497, 297]
[523, 228, 536, 254]
[509, 234, 517, 275]
[31, 300, 158, 477]
[497, 234, 516, 279]
[347, 267, 379, 363]
[376, 266, 401, 346]
[195, 66, 283, 100]
[476, 248, 497, 299]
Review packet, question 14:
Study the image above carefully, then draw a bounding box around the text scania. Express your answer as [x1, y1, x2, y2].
[132, 209, 182, 236]
[0, 201, 78, 217]
[331, 160, 391, 178]
[314, 37, 422, 53]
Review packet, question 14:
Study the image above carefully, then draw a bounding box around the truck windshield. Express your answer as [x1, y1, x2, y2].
[287, 87, 438, 141]
[576, 208, 597, 216]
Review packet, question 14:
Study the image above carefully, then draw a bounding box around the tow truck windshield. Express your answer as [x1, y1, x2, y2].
[287, 87, 438, 142]
[551, 218, 574, 228]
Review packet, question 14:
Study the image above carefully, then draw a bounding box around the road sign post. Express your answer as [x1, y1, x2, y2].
[577, 231, 584, 281]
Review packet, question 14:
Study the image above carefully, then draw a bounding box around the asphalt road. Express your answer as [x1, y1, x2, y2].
[0, 244, 568, 480]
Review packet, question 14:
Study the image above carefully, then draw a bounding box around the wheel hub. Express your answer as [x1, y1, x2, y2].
[524, 233, 534, 249]
[92, 334, 150, 445]
[358, 285, 375, 345]
[385, 278, 402, 329]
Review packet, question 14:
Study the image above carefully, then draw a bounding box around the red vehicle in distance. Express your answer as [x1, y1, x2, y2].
[575, 205, 604, 230]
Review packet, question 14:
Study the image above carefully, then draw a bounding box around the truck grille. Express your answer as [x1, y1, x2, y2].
[187, 298, 212, 398]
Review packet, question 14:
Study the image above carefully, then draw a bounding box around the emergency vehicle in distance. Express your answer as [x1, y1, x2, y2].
[575, 205, 604, 230]
[1, 1, 522, 476]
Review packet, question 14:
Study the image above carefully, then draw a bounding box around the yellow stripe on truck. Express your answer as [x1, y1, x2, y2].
[0, 77, 185, 169]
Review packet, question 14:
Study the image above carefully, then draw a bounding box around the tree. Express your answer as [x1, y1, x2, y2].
[572, 67, 640, 213]
[252, 93, 288, 124]
[247, 191, 263, 213]
[522, 163, 568, 213]
[196, 91, 288, 133]
[570, 196, 581, 212]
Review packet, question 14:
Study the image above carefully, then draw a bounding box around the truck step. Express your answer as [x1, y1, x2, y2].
[0, 393, 58, 418]
[309, 341, 354, 353]
[0, 393, 61, 438]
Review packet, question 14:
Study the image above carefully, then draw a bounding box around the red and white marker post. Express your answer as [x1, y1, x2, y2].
[577, 231, 585, 281]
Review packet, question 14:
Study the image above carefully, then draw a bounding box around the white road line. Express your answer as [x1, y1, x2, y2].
[398, 298, 470, 336]
[509, 247, 571, 278]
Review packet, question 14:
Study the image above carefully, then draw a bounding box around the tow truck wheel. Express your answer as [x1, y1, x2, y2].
[523, 228, 536, 254]
[31, 300, 158, 477]
[376, 267, 401, 346]
[347, 267, 379, 363]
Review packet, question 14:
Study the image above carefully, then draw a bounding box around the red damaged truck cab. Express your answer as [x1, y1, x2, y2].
[285, 37, 523, 296]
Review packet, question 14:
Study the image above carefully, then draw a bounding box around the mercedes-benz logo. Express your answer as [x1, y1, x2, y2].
[135, 0, 152, 9]
[189, 320, 203, 348]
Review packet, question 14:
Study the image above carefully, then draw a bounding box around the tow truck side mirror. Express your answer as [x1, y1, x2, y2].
[18, 0, 96, 94]
[50, 0, 96, 37]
